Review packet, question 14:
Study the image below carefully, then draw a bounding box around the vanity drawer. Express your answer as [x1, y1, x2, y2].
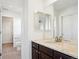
[62, 54, 77, 59]
[54, 50, 77, 59]
[39, 44, 53, 57]
[32, 42, 39, 49]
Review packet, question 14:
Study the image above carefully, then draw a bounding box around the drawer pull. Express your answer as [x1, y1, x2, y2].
[60, 57, 62, 59]
[33, 45, 35, 47]
[36, 50, 40, 54]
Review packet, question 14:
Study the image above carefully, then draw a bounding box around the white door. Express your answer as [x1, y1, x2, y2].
[2, 16, 13, 44]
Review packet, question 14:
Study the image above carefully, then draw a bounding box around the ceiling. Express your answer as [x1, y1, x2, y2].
[53, 0, 78, 11]
[1, 0, 78, 14]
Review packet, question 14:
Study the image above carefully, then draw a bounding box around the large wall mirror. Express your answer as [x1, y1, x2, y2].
[34, 0, 78, 42]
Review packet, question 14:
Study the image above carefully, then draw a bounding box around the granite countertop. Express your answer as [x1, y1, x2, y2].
[32, 39, 78, 58]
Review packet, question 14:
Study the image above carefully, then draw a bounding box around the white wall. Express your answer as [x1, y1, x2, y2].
[13, 18, 21, 35]
[21, 0, 29, 59]
[28, 0, 46, 41]
[13, 17, 21, 47]
[22, 0, 45, 59]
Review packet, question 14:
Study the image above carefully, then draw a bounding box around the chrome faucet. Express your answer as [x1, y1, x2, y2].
[55, 36, 63, 42]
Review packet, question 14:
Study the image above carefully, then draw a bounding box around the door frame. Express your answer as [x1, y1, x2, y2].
[0, 8, 2, 59]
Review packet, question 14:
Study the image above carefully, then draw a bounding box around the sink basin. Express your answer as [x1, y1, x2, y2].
[43, 40, 77, 49]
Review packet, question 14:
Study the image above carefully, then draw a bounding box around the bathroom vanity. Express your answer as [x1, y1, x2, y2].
[32, 40, 77, 59]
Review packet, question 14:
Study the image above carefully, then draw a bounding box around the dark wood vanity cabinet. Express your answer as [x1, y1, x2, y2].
[32, 42, 53, 59]
[32, 42, 77, 59]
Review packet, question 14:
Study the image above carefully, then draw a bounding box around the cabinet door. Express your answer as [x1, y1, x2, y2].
[39, 52, 52, 59]
[54, 51, 62, 59]
[32, 48, 39, 59]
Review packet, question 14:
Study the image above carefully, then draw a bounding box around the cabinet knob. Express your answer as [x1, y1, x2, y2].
[33, 45, 35, 47]
[60, 57, 62, 59]
[36, 50, 38, 53]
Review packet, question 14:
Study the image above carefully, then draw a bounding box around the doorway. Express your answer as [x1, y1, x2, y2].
[2, 16, 21, 59]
